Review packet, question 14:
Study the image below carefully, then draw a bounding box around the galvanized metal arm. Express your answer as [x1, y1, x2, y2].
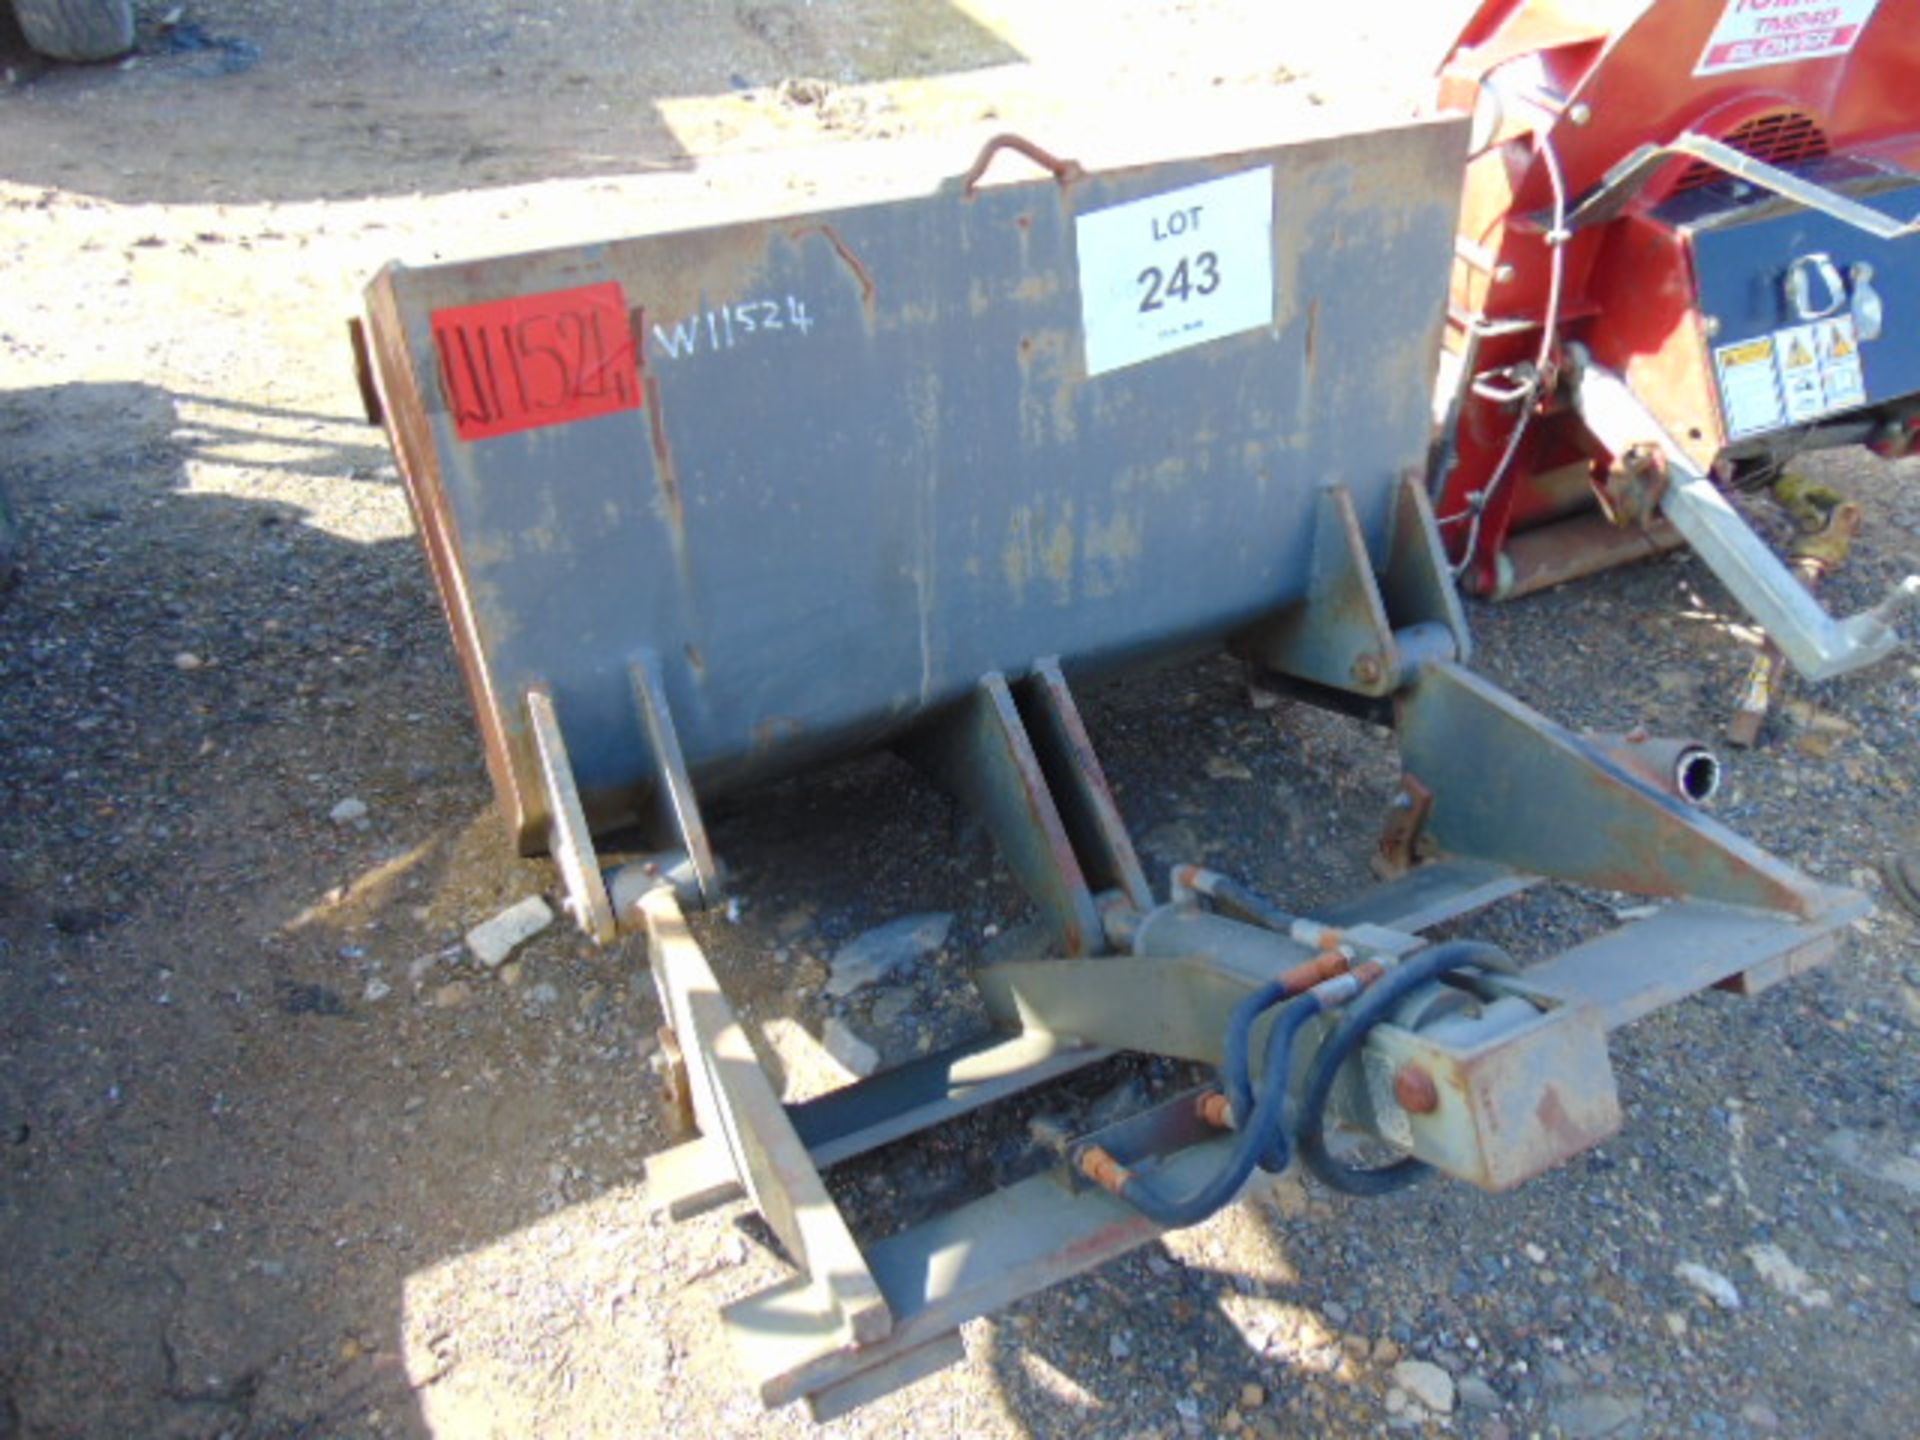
[1575, 361, 1920, 682]
[1567, 131, 1920, 240]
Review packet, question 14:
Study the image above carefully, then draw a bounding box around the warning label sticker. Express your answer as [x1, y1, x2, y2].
[1714, 314, 1870, 439]
[1814, 314, 1867, 410]
[1694, 0, 1882, 77]
[1776, 324, 1825, 423]
[1714, 336, 1784, 439]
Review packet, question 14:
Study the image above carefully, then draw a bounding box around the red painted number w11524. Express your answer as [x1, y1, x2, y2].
[431, 281, 642, 442]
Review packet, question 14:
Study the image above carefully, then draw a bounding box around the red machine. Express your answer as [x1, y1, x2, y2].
[1431, 0, 1920, 736]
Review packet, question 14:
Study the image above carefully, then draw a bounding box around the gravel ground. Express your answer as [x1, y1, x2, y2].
[3, 3, 1919, 1438]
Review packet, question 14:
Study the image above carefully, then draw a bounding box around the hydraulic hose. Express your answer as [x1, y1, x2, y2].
[1295, 939, 1512, 1197]
[1172, 865, 1298, 934]
[1221, 978, 1290, 1128]
[1222, 951, 1359, 1128]
[1106, 991, 1326, 1230]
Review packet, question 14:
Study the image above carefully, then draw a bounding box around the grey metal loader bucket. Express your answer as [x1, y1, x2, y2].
[356, 109, 1863, 1417]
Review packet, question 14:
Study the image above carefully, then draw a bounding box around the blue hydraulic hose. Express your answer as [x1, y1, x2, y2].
[1221, 978, 1291, 1127]
[1295, 939, 1512, 1197]
[1110, 992, 1325, 1230]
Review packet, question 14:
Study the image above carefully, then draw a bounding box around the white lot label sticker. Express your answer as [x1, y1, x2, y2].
[1814, 314, 1867, 410]
[1776, 324, 1825, 423]
[1714, 335, 1785, 439]
[1076, 167, 1274, 378]
[1694, 0, 1881, 76]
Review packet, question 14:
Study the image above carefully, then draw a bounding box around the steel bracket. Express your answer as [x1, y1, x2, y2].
[1381, 471, 1475, 668]
[1359, 999, 1622, 1192]
[1236, 474, 1459, 698]
[524, 656, 724, 941]
[1396, 659, 1834, 917]
[899, 661, 1148, 956]
[1236, 476, 1470, 696]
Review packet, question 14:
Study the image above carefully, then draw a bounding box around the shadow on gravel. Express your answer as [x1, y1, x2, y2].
[974, 1237, 1394, 1437]
[0, 0, 1024, 205]
[0, 375, 506, 1437]
[0, 368, 1377, 1435]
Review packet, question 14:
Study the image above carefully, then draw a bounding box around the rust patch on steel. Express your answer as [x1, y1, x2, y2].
[790, 222, 876, 325]
[1075, 1146, 1132, 1196]
[1061, 1217, 1154, 1267]
[1304, 298, 1320, 374]
[751, 715, 805, 754]
[1393, 1064, 1440, 1115]
[644, 372, 686, 537]
[1491, 511, 1685, 599]
[1002, 499, 1078, 603]
[1373, 773, 1435, 879]
[615, 224, 774, 329]
[1276, 949, 1350, 995]
[1195, 1091, 1234, 1130]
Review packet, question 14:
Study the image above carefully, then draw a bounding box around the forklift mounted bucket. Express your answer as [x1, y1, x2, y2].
[356, 106, 1862, 1417]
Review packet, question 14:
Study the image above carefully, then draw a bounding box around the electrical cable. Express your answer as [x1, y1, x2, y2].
[1441, 130, 1571, 584]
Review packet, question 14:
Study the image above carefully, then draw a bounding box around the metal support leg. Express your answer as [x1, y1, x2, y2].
[526, 685, 617, 944]
[1011, 658, 1153, 913]
[630, 649, 723, 909]
[898, 673, 1105, 956]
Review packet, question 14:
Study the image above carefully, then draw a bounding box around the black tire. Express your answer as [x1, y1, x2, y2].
[11, 0, 134, 62]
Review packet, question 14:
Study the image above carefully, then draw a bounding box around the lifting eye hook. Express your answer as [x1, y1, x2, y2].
[959, 133, 1085, 198]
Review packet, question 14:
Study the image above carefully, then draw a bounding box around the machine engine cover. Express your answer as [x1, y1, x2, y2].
[1684, 165, 1920, 447]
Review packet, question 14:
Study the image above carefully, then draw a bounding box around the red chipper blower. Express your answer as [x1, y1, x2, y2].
[1431, 0, 1920, 741]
